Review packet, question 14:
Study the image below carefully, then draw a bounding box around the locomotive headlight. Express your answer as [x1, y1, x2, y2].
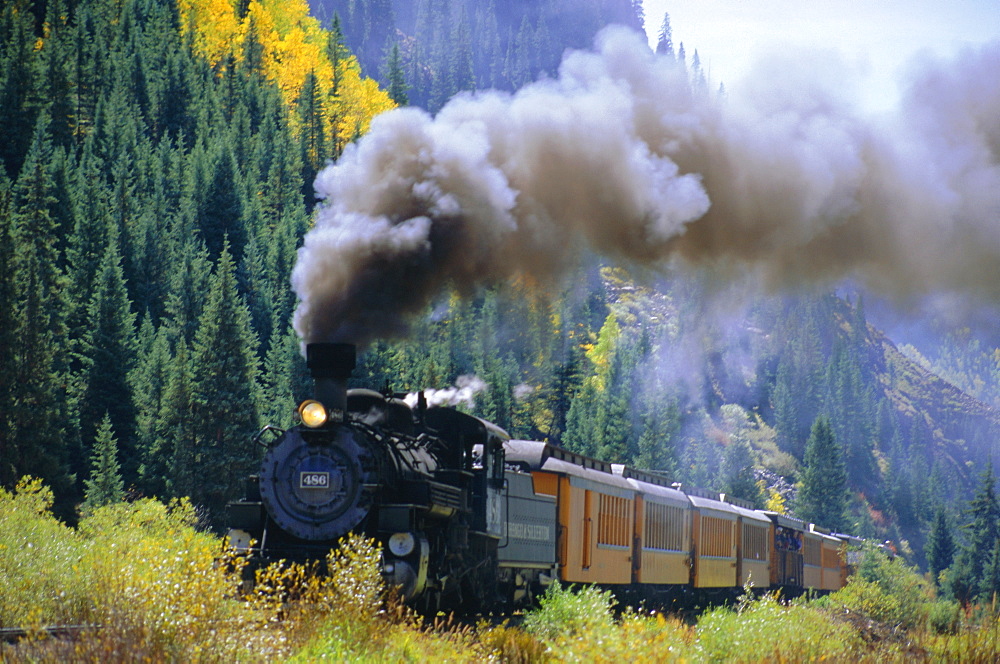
[298, 400, 328, 428]
[388, 532, 416, 557]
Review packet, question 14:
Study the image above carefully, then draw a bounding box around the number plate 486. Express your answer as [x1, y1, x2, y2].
[300, 471, 330, 489]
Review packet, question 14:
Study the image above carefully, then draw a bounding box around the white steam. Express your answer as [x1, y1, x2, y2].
[292, 27, 1000, 346]
[403, 375, 488, 410]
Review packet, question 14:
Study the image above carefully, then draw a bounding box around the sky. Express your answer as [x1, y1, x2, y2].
[641, 0, 1000, 111]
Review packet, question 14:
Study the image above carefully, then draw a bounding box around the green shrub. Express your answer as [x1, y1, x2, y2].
[277, 534, 488, 662]
[254, 533, 388, 652]
[696, 592, 862, 662]
[0, 477, 254, 661]
[478, 620, 550, 663]
[830, 577, 904, 625]
[922, 616, 1000, 661]
[926, 599, 961, 635]
[522, 581, 616, 644]
[0, 478, 87, 628]
[606, 610, 693, 663]
[827, 543, 934, 631]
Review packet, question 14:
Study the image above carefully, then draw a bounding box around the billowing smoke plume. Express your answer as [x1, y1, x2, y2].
[292, 27, 1000, 347]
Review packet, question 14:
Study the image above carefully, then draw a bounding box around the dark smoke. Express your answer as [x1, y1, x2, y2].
[292, 27, 1000, 347]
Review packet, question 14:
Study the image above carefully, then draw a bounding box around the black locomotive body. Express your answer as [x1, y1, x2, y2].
[226, 342, 548, 611]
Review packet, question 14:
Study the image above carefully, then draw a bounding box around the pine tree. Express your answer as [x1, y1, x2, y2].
[478, 353, 517, 434]
[260, 323, 311, 429]
[196, 141, 246, 260]
[722, 436, 763, 508]
[951, 464, 1000, 604]
[78, 232, 139, 486]
[656, 13, 674, 58]
[682, 421, 723, 491]
[564, 381, 599, 457]
[133, 322, 173, 497]
[508, 16, 534, 90]
[772, 357, 799, 456]
[81, 413, 125, 512]
[691, 50, 707, 91]
[6, 112, 76, 510]
[238, 233, 276, 350]
[594, 342, 635, 464]
[327, 15, 350, 97]
[475, 0, 502, 89]
[297, 69, 330, 201]
[450, 7, 476, 94]
[0, 0, 40, 178]
[635, 382, 680, 474]
[46, 147, 78, 258]
[66, 147, 113, 293]
[925, 506, 955, 587]
[825, 341, 878, 491]
[0, 174, 17, 487]
[69, 4, 103, 143]
[383, 42, 409, 106]
[128, 205, 170, 320]
[38, 0, 75, 150]
[162, 239, 213, 346]
[981, 538, 1000, 603]
[189, 241, 262, 520]
[630, 0, 646, 32]
[546, 338, 586, 444]
[155, 35, 197, 143]
[163, 339, 197, 500]
[796, 415, 848, 531]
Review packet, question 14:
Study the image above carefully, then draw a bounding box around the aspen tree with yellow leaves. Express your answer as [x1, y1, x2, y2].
[177, 0, 394, 162]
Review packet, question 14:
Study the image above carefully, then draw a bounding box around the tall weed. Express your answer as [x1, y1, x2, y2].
[0, 477, 256, 661]
[696, 592, 862, 662]
[0, 478, 86, 627]
[520, 582, 623, 662]
[261, 533, 485, 661]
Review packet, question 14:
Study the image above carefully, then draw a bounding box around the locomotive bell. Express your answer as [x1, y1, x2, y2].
[306, 342, 356, 416]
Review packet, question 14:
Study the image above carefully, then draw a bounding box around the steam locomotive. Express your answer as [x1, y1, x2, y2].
[226, 342, 857, 613]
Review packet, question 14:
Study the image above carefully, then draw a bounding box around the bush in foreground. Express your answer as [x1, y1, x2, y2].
[695, 591, 862, 662]
[0, 477, 254, 661]
[517, 582, 691, 663]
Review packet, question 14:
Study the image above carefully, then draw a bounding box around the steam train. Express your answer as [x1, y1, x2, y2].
[226, 342, 857, 612]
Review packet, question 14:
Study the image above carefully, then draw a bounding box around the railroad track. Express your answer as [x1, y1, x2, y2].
[0, 624, 99, 643]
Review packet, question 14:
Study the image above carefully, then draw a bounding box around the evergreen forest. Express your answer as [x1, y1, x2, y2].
[3, 0, 1000, 609]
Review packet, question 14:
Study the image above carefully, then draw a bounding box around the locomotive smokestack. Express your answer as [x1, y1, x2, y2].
[306, 342, 356, 414]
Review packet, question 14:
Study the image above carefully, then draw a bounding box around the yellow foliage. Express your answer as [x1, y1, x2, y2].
[177, 0, 242, 68]
[334, 69, 396, 152]
[585, 313, 620, 391]
[765, 485, 786, 514]
[177, 0, 394, 155]
[0, 480, 257, 659]
[250, 0, 329, 103]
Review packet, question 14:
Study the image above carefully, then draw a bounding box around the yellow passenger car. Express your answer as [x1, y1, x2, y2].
[615, 466, 692, 586]
[720, 495, 771, 589]
[811, 525, 847, 591]
[687, 489, 739, 589]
